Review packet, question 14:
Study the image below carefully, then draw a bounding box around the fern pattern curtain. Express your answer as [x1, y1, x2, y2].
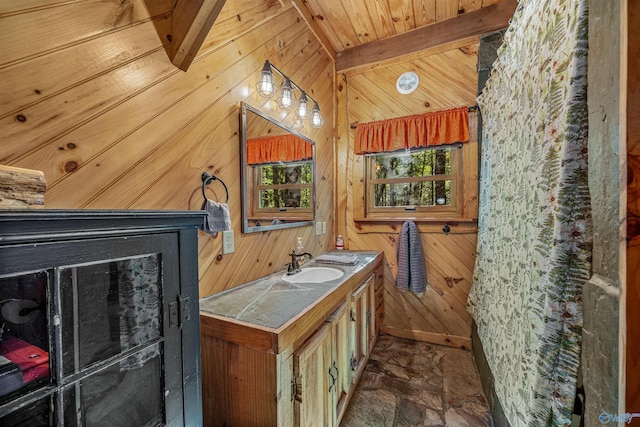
[467, 0, 590, 426]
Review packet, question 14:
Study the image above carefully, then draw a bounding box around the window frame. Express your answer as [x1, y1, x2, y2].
[353, 140, 478, 225]
[248, 160, 314, 221]
[365, 144, 463, 218]
[351, 111, 478, 230]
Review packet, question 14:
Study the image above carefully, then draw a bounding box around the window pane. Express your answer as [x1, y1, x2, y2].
[0, 394, 52, 426]
[60, 255, 161, 376]
[373, 180, 452, 207]
[373, 148, 451, 179]
[259, 162, 312, 185]
[71, 347, 163, 427]
[259, 188, 310, 209]
[0, 271, 51, 403]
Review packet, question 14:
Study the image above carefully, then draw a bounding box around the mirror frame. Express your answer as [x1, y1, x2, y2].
[240, 102, 316, 233]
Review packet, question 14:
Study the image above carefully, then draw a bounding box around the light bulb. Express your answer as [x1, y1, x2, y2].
[311, 102, 323, 128]
[255, 61, 274, 97]
[277, 78, 293, 110]
[296, 92, 309, 119]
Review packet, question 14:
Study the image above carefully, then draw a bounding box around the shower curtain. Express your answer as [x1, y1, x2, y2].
[467, 0, 590, 426]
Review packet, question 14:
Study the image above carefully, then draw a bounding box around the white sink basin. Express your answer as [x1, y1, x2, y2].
[282, 267, 344, 283]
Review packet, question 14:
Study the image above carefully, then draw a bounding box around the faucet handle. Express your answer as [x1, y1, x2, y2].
[285, 262, 296, 274]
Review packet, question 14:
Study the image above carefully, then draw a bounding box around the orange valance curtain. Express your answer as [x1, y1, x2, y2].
[247, 134, 313, 165]
[354, 106, 470, 154]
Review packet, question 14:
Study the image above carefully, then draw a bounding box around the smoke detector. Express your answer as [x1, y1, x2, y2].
[396, 71, 420, 94]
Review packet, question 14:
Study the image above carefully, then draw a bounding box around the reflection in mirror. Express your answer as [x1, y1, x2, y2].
[241, 102, 315, 233]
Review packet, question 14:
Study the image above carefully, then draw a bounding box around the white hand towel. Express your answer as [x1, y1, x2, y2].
[200, 199, 231, 236]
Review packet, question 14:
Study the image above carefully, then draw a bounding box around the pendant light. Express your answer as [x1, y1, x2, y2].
[254, 60, 323, 128]
[296, 92, 309, 119]
[255, 60, 274, 97]
[311, 102, 323, 128]
[277, 78, 294, 110]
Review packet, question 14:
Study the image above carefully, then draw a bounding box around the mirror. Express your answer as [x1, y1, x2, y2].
[241, 102, 316, 233]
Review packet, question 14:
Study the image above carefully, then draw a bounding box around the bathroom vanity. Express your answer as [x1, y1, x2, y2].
[199, 251, 384, 427]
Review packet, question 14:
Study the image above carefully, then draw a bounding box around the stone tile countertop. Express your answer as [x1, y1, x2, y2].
[199, 251, 379, 329]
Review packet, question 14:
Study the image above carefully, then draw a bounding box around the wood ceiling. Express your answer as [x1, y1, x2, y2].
[299, 0, 504, 51]
[173, 0, 515, 74]
[291, 0, 515, 72]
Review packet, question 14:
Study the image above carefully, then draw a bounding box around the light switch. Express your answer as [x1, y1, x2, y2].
[322, 222, 327, 234]
[315, 221, 322, 236]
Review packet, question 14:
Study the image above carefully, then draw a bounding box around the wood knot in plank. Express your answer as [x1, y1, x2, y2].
[64, 161, 78, 173]
[444, 277, 463, 288]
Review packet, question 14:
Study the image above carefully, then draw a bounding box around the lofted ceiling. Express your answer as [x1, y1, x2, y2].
[291, 0, 515, 73]
[298, 0, 505, 52]
[176, 0, 515, 73]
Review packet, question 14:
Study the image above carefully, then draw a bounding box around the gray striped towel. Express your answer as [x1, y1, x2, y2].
[395, 221, 427, 293]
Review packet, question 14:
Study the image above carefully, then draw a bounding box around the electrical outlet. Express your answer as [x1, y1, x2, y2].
[222, 229, 234, 254]
[315, 221, 322, 236]
[322, 222, 327, 234]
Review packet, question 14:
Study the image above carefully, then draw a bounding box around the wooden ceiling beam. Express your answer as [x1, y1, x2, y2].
[170, 0, 227, 71]
[335, 0, 517, 73]
[291, 0, 337, 62]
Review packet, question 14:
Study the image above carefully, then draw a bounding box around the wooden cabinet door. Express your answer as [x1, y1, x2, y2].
[367, 273, 377, 354]
[293, 323, 333, 427]
[349, 274, 374, 380]
[374, 266, 385, 336]
[327, 302, 350, 423]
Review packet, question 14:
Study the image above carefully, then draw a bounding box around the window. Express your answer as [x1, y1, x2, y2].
[351, 109, 478, 226]
[364, 145, 463, 218]
[249, 161, 313, 220]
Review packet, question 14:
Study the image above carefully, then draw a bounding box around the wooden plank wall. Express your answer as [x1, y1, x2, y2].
[0, 0, 336, 298]
[336, 45, 480, 348]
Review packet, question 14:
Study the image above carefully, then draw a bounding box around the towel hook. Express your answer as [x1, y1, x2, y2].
[201, 172, 229, 203]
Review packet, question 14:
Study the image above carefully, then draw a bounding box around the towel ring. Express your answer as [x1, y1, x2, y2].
[201, 172, 229, 203]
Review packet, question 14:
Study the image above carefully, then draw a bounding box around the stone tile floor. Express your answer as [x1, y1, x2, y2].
[340, 335, 493, 426]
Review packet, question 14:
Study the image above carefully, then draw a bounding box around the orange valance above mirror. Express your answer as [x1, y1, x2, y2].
[354, 106, 470, 154]
[246, 134, 313, 165]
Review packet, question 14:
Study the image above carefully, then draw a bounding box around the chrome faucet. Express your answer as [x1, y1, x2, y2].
[286, 252, 313, 274]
